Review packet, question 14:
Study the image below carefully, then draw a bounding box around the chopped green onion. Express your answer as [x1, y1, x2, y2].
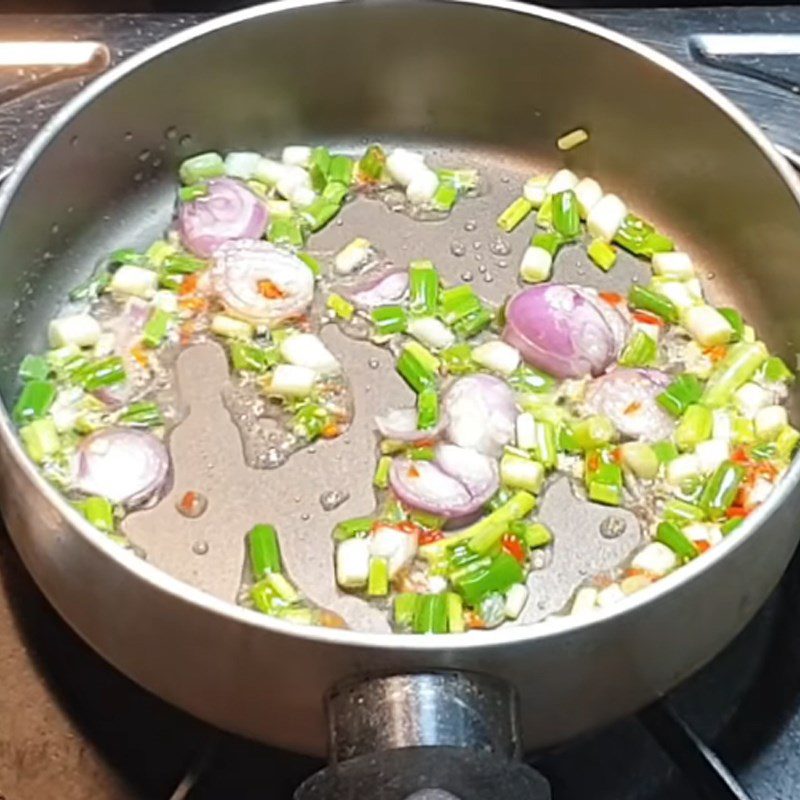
[326, 293, 355, 321]
[588, 480, 622, 506]
[721, 517, 744, 536]
[656, 521, 697, 561]
[643, 232, 674, 257]
[718, 308, 744, 342]
[142, 309, 171, 348]
[81, 496, 115, 533]
[531, 231, 564, 257]
[162, 253, 207, 275]
[308, 146, 331, 191]
[614, 214, 672, 257]
[439, 285, 482, 324]
[371, 304, 408, 336]
[509, 520, 552, 548]
[587, 239, 617, 271]
[699, 461, 745, 520]
[368, 557, 389, 596]
[534, 420, 557, 469]
[265, 572, 299, 604]
[20, 418, 59, 463]
[74, 356, 126, 391]
[433, 182, 458, 211]
[250, 580, 275, 614]
[573, 415, 616, 450]
[409, 509, 445, 530]
[762, 355, 794, 384]
[179, 152, 225, 185]
[536, 195, 553, 227]
[297, 252, 322, 277]
[507, 365, 555, 394]
[663, 498, 706, 523]
[230, 341, 277, 372]
[619, 442, 660, 479]
[408, 446, 435, 461]
[441, 343, 475, 375]
[466, 491, 537, 556]
[776, 426, 800, 460]
[675, 404, 713, 451]
[454, 553, 523, 607]
[653, 440, 680, 464]
[657, 374, 704, 416]
[119, 402, 163, 427]
[328, 155, 353, 186]
[358, 144, 387, 182]
[394, 593, 418, 628]
[453, 308, 493, 339]
[373, 456, 392, 489]
[447, 593, 465, 632]
[409, 260, 439, 316]
[18, 354, 50, 382]
[702, 342, 768, 408]
[145, 240, 176, 267]
[267, 217, 306, 247]
[412, 593, 449, 634]
[109, 248, 142, 265]
[497, 197, 533, 232]
[248, 523, 282, 578]
[628, 285, 679, 324]
[437, 168, 479, 192]
[417, 387, 439, 431]
[291, 402, 330, 441]
[179, 184, 208, 202]
[552, 190, 580, 238]
[302, 198, 340, 231]
[318, 183, 346, 206]
[500, 452, 545, 493]
[13, 379, 56, 424]
[396, 342, 439, 393]
[618, 330, 658, 367]
[334, 516, 374, 541]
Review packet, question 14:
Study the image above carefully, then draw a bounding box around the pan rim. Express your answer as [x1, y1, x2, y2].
[0, 0, 799, 652]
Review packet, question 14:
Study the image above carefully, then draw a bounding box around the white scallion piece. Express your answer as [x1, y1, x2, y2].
[652, 251, 694, 280]
[51, 387, 85, 433]
[472, 340, 520, 375]
[93, 332, 116, 358]
[596, 583, 626, 609]
[500, 453, 545, 493]
[224, 151, 261, 180]
[386, 148, 426, 187]
[682, 305, 734, 347]
[504, 583, 529, 619]
[712, 409, 733, 441]
[684, 522, 723, 547]
[334, 238, 372, 275]
[154, 290, 179, 314]
[734, 382, 772, 419]
[586, 194, 626, 241]
[210, 314, 254, 340]
[515, 412, 537, 450]
[557, 128, 589, 151]
[571, 586, 598, 616]
[369, 525, 418, 578]
[695, 438, 730, 474]
[48, 313, 101, 348]
[666, 453, 701, 485]
[281, 145, 312, 167]
[755, 405, 788, 441]
[267, 199, 294, 218]
[253, 157, 288, 185]
[519, 245, 553, 283]
[276, 166, 312, 203]
[407, 317, 455, 351]
[406, 168, 439, 204]
[655, 280, 701, 311]
[336, 538, 370, 588]
[268, 364, 317, 398]
[546, 168, 579, 196]
[522, 177, 548, 208]
[573, 177, 602, 218]
[631, 542, 678, 576]
[288, 185, 316, 209]
[110, 265, 158, 299]
[280, 333, 341, 375]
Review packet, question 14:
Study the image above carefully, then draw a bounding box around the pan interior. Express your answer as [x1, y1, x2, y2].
[0, 0, 799, 634]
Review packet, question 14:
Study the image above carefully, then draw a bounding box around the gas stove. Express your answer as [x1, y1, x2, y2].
[1, 8, 800, 800]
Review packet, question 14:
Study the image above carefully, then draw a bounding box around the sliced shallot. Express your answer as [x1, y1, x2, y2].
[345, 269, 409, 311]
[585, 368, 674, 441]
[178, 178, 268, 258]
[73, 428, 171, 506]
[443, 374, 517, 457]
[211, 239, 314, 326]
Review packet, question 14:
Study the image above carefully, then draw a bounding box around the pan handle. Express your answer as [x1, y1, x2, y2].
[294, 671, 551, 800]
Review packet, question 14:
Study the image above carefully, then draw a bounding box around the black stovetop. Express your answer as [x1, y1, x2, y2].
[2, 8, 800, 800]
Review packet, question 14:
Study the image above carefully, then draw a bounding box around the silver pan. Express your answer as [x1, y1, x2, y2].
[0, 0, 798, 765]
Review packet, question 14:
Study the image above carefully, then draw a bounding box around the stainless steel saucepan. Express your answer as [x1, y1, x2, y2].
[0, 0, 798, 792]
